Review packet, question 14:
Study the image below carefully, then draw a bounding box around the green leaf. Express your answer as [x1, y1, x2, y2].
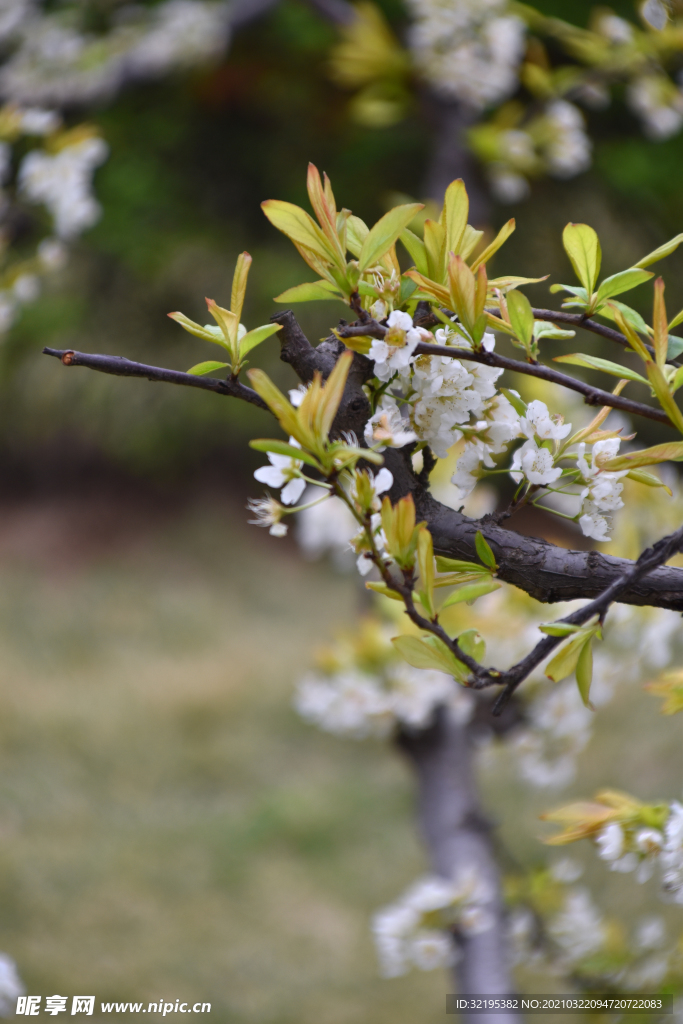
[249, 439, 320, 468]
[506, 288, 534, 348]
[575, 638, 594, 707]
[358, 204, 424, 272]
[434, 570, 490, 588]
[602, 440, 683, 472]
[549, 283, 588, 300]
[186, 360, 230, 376]
[456, 628, 486, 663]
[500, 388, 527, 416]
[667, 334, 683, 360]
[539, 622, 584, 637]
[168, 312, 228, 346]
[274, 281, 342, 303]
[635, 233, 683, 269]
[625, 469, 672, 493]
[599, 300, 650, 336]
[345, 215, 369, 258]
[534, 321, 576, 341]
[553, 353, 648, 385]
[594, 268, 653, 307]
[475, 530, 497, 571]
[440, 579, 501, 609]
[470, 218, 515, 272]
[239, 322, 283, 358]
[669, 308, 683, 331]
[545, 630, 592, 683]
[391, 634, 465, 679]
[399, 276, 418, 303]
[400, 228, 429, 275]
[562, 223, 602, 293]
[435, 556, 487, 574]
[365, 582, 403, 601]
[261, 199, 340, 267]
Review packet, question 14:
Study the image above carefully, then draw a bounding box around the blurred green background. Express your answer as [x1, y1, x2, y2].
[1, 1, 683, 1020]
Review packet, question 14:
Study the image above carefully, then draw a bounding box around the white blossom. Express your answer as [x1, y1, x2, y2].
[451, 440, 495, 507]
[0, 954, 24, 1016]
[247, 496, 288, 537]
[579, 504, 611, 543]
[253, 440, 305, 506]
[548, 888, 607, 964]
[296, 488, 357, 568]
[521, 400, 571, 441]
[628, 76, 683, 140]
[408, 0, 525, 110]
[660, 800, 683, 903]
[19, 134, 109, 238]
[365, 396, 417, 450]
[596, 822, 624, 862]
[369, 310, 421, 381]
[510, 439, 562, 486]
[544, 101, 592, 179]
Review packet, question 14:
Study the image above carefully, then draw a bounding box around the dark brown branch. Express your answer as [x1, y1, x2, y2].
[42, 348, 268, 410]
[409, 484, 683, 613]
[489, 523, 683, 713]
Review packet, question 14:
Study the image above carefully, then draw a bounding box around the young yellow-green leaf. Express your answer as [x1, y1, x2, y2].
[247, 369, 301, 438]
[489, 274, 549, 293]
[506, 288, 534, 348]
[539, 622, 584, 637]
[545, 630, 592, 683]
[441, 177, 469, 256]
[470, 218, 515, 272]
[635, 232, 683, 269]
[434, 570, 490, 588]
[575, 637, 594, 708]
[644, 670, 683, 715]
[611, 306, 651, 361]
[186, 360, 230, 376]
[563, 223, 602, 293]
[599, 300, 650, 335]
[594, 268, 653, 307]
[439, 579, 501, 609]
[399, 228, 429, 275]
[475, 530, 497, 571]
[625, 468, 672, 494]
[365, 581, 403, 601]
[423, 219, 446, 282]
[358, 203, 424, 272]
[391, 634, 460, 676]
[653, 277, 669, 369]
[601, 440, 683, 471]
[274, 281, 342, 303]
[249, 439, 320, 468]
[456, 628, 486, 663]
[239, 322, 283, 359]
[168, 312, 227, 346]
[261, 200, 340, 266]
[553, 353, 648, 385]
[230, 252, 252, 325]
[459, 224, 484, 261]
[345, 215, 369, 258]
[404, 270, 450, 307]
[318, 350, 353, 438]
[417, 527, 435, 618]
[646, 360, 683, 434]
[668, 334, 683, 359]
[435, 556, 490, 574]
[500, 388, 527, 417]
[669, 307, 683, 331]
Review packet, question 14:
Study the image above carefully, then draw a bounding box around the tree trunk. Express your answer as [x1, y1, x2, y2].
[399, 708, 516, 1024]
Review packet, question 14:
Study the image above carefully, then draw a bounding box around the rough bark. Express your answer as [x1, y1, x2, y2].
[399, 710, 516, 1020]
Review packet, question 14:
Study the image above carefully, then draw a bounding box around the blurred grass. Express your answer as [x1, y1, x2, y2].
[0, 496, 680, 1020]
[0, 498, 452, 1023]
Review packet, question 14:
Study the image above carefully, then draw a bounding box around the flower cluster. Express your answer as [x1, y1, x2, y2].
[372, 868, 493, 977]
[595, 802, 683, 903]
[0, 1, 231, 108]
[19, 132, 109, 239]
[407, 0, 525, 111]
[294, 614, 474, 738]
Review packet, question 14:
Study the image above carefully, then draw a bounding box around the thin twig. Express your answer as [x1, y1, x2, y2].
[488, 523, 683, 713]
[333, 324, 673, 427]
[42, 348, 269, 411]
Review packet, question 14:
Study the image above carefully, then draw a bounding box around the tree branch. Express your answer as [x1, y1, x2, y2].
[488, 523, 683, 712]
[334, 322, 673, 427]
[42, 348, 269, 410]
[398, 710, 516, 1019]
